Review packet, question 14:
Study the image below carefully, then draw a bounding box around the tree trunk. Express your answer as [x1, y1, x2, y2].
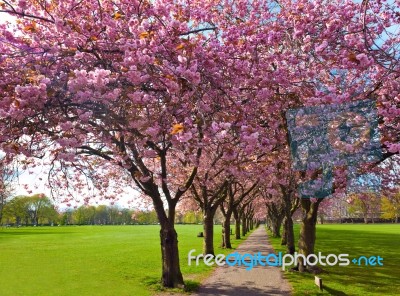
[266, 216, 272, 231]
[221, 210, 233, 248]
[298, 199, 321, 272]
[203, 211, 215, 256]
[241, 215, 247, 237]
[234, 209, 241, 239]
[160, 224, 184, 288]
[286, 215, 295, 255]
[281, 217, 287, 245]
[271, 217, 282, 237]
[222, 218, 232, 249]
[153, 192, 184, 288]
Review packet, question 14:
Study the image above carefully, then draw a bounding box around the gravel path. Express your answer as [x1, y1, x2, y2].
[192, 226, 292, 296]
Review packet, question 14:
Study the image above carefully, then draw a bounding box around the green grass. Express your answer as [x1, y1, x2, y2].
[267, 224, 400, 296]
[0, 225, 248, 296]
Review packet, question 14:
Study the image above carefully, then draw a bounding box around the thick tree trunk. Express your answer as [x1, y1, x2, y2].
[235, 220, 241, 239]
[222, 218, 232, 249]
[203, 211, 215, 256]
[160, 224, 184, 288]
[271, 216, 282, 237]
[298, 199, 321, 272]
[153, 192, 184, 288]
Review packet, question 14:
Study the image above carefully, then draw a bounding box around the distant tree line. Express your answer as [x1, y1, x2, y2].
[1, 194, 208, 226]
[2, 194, 58, 226]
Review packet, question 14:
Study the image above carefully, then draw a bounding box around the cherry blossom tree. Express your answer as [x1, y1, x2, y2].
[0, 0, 237, 287]
[1, 0, 399, 283]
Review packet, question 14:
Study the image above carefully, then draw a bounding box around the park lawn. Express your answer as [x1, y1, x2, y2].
[268, 224, 400, 296]
[0, 224, 247, 296]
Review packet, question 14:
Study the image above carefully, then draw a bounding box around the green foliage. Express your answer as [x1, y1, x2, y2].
[133, 210, 158, 224]
[182, 211, 202, 224]
[2, 194, 57, 226]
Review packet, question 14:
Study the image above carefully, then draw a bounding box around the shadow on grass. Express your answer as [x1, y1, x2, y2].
[142, 276, 200, 294]
[323, 285, 348, 296]
[275, 225, 400, 296]
[315, 228, 400, 295]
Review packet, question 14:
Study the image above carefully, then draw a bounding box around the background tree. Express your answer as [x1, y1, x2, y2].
[381, 193, 400, 223]
[0, 159, 16, 224]
[347, 192, 381, 224]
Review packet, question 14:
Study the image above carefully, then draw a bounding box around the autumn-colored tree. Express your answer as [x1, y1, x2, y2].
[381, 194, 400, 223]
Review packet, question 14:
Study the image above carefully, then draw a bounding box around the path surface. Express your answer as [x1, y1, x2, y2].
[192, 226, 292, 296]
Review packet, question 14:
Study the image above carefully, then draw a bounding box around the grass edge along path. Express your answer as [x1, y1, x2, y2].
[153, 225, 257, 295]
[190, 226, 291, 296]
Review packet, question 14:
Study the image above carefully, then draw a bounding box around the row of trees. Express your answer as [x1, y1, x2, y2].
[1, 193, 206, 226]
[0, 0, 399, 288]
[345, 192, 400, 224]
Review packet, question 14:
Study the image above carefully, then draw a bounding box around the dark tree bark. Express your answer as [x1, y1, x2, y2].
[245, 209, 254, 232]
[203, 209, 216, 255]
[160, 223, 184, 288]
[152, 192, 184, 288]
[297, 198, 323, 272]
[281, 184, 299, 254]
[241, 213, 247, 237]
[220, 200, 233, 248]
[221, 215, 232, 248]
[266, 201, 284, 238]
[285, 215, 295, 255]
[271, 217, 282, 237]
[233, 208, 241, 239]
[281, 217, 287, 245]
[221, 182, 257, 242]
[191, 179, 229, 256]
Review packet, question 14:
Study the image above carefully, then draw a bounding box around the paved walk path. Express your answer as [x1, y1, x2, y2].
[192, 226, 292, 296]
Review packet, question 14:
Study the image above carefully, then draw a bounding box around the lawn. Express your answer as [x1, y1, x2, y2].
[268, 224, 400, 296]
[0, 224, 247, 296]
